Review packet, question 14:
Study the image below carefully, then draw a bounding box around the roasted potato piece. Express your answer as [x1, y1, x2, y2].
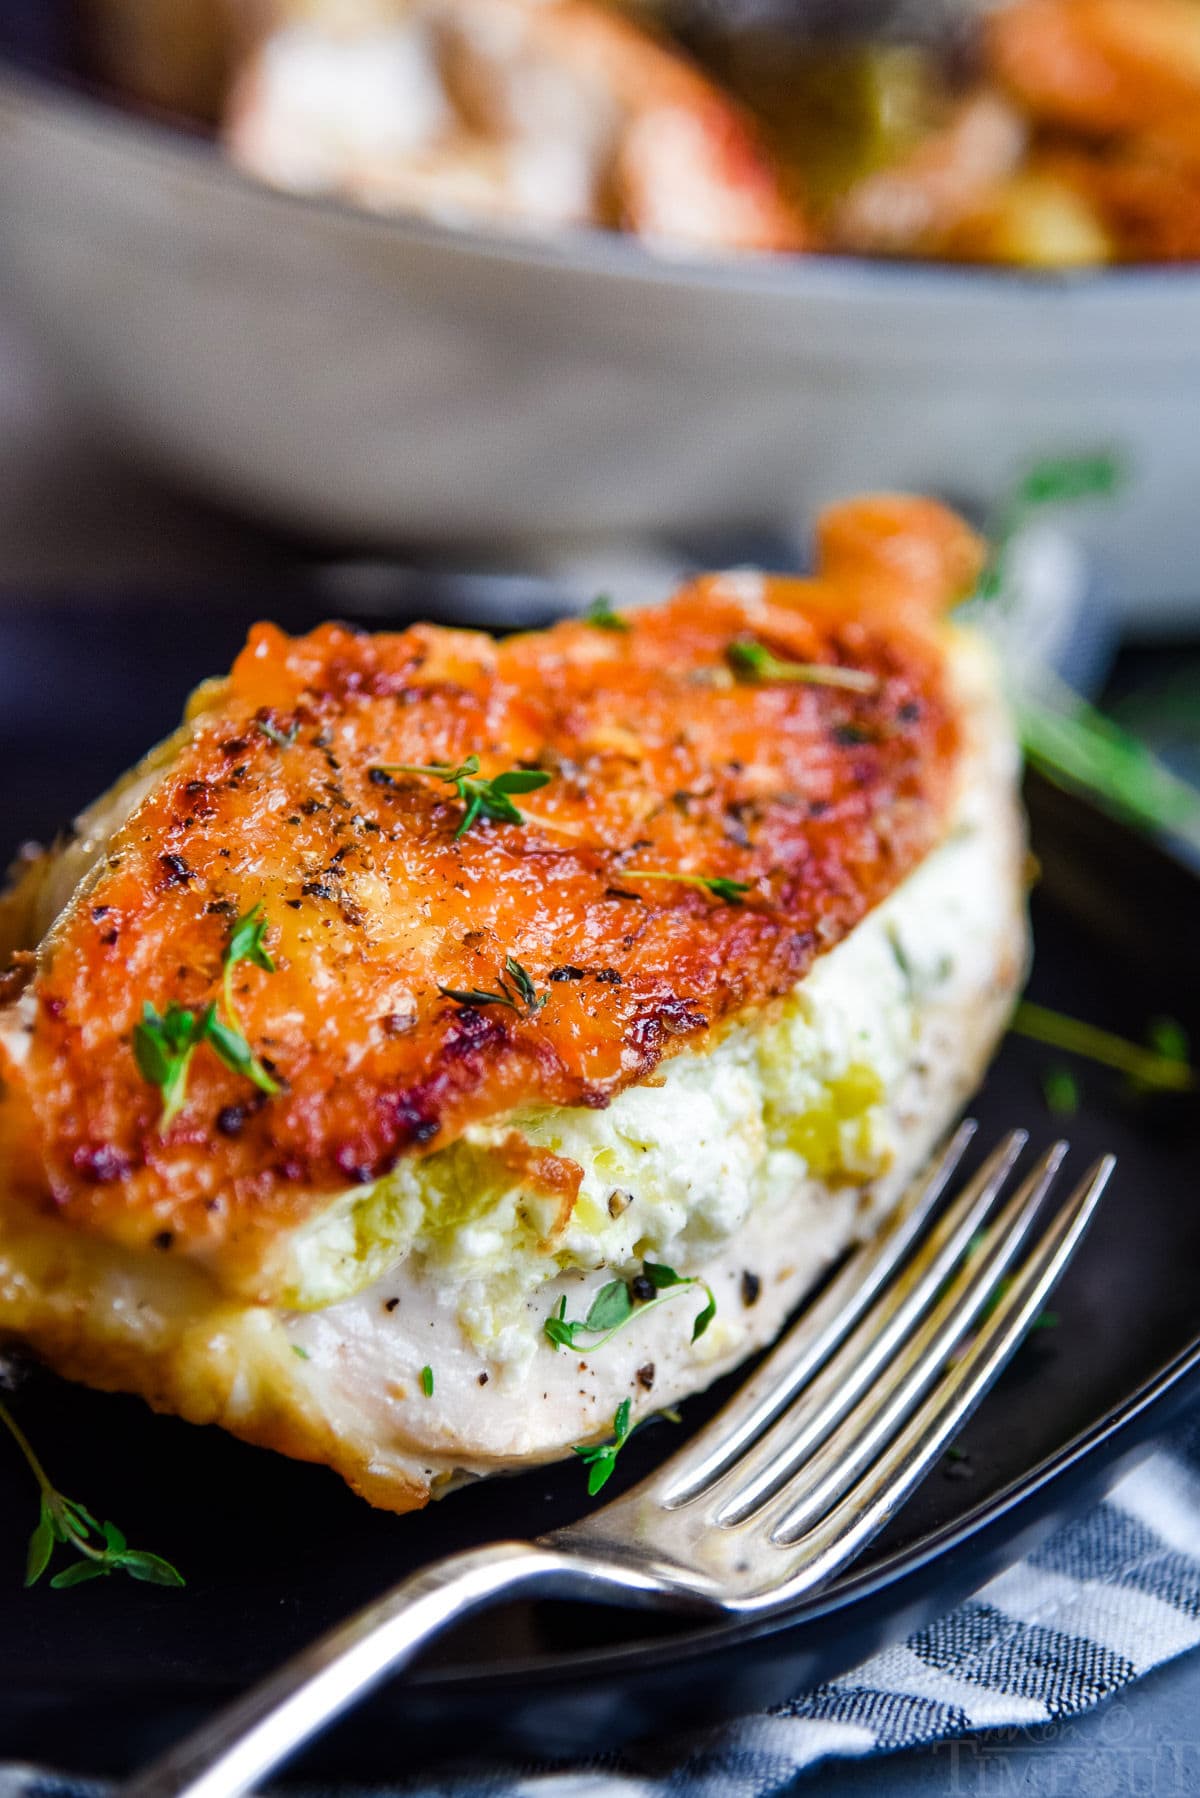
[937, 169, 1112, 266]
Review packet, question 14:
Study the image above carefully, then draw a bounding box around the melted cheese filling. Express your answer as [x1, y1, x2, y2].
[0, 631, 1024, 1497]
[279, 733, 1013, 1384]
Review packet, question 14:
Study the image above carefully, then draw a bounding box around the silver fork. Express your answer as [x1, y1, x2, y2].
[122, 1124, 1114, 1798]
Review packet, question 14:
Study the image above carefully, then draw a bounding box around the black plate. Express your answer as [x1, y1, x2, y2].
[1, 585, 1198, 1782]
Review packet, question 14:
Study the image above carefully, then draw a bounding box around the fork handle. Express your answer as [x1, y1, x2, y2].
[119, 1541, 665, 1798]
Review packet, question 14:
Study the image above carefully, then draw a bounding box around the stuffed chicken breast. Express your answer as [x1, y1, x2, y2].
[0, 496, 1027, 1512]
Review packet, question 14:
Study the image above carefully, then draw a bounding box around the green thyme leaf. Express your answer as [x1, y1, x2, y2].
[1015, 455, 1121, 511]
[545, 1263, 717, 1355]
[543, 1295, 576, 1351]
[1011, 1001, 1195, 1093]
[26, 1499, 55, 1588]
[1014, 684, 1200, 858]
[0, 1397, 184, 1593]
[439, 957, 546, 1016]
[374, 757, 553, 838]
[583, 594, 630, 633]
[1041, 1066, 1080, 1117]
[226, 904, 276, 980]
[438, 984, 519, 1011]
[968, 457, 1200, 855]
[503, 956, 547, 1013]
[255, 718, 299, 749]
[135, 1002, 278, 1127]
[60, 1499, 100, 1537]
[702, 877, 753, 904]
[642, 1261, 687, 1291]
[573, 1398, 634, 1496]
[50, 1561, 108, 1589]
[221, 902, 278, 1057]
[117, 1551, 187, 1587]
[204, 1012, 280, 1097]
[622, 870, 751, 905]
[135, 904, 281, 1125]
[101, 1520, 127, 1555]
[420, 1365, 434, 1398]
[584, 1281, 635, 1334]
[976, 453, 1123, 604]
[1149, 1017, 1189, 1065]
[134, 1003, 202, 1129]
[727, 637, 877, 692]
[690, 1288, 718, 1343]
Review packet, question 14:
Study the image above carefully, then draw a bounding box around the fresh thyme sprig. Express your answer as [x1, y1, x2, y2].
[134, 904, 280, 1127]
[1011, 1001, 1194, 1093]
[373, 756, 552, 838]
[573, 1398, 633, 1496]
[205, 1010, 281, 1097]
[437, 985, 517, 1010]
[135, 1003, 280, 1127]
[968, 453, 1200, 854]
[255, 718, 299, 750]
[438, 955, 547, 1015]
[727, 638, 878, 693]
[0, 1397, 183, 1591]
[977, 454, 1122, 604]
[621, 870, 751, 905]
[501, 956, 547, 1012]
[133, 1003, 206, 1130]
[583, 594, 630, 633]
[223, 903, 275, 1032]
[545, 1261, 716, 1355]
[1014, 678, 1200, 857]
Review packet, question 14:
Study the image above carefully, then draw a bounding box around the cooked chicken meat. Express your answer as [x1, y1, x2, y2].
[0, 496, 1027, 1511]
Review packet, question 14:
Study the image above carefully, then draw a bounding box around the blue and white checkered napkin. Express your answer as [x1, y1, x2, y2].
[6, 1413, 1200, 1797]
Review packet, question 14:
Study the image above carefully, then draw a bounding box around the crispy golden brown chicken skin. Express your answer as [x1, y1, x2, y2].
[0, 499, 977, 1299]
[0, 498, 1027, 1512]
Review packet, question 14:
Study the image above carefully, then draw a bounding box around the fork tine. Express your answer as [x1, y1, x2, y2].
[742, 1140, 1068, 1536]
[656, 1120, 980, 1506]
[761, 1155, 1115, 1585]
[662, 1126, 1026, 1512]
